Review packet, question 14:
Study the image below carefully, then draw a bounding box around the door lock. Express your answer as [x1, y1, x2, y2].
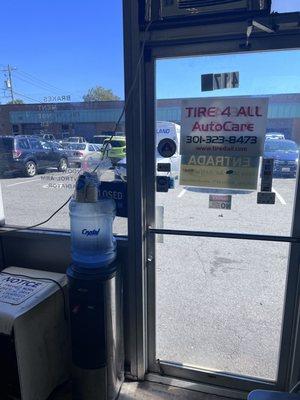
[147, 255, 154, 265]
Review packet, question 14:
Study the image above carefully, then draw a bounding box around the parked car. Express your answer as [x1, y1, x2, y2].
[115, 154, 180, 182]
[51, 141, 66, 151]
[264, 139, 299, 177]
[101, 136, 126, 165]
[0, 135, 69, 177]
[40, 133, 56, 141]
[265, 132, 285, 140]
[66, 143, 102, 168]
[92, 135, 111, 145]
[66, 136, 87, 143]
[91, 144, 102, 151]
[115, 157, 127, 180]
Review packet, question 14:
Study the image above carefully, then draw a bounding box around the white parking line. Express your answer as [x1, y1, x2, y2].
[273, 188, 287, 205]
[6, 178, 40, 187]
[178, 188, 187, 198]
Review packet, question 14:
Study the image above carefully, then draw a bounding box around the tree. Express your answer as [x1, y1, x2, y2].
[7, 99, 24, 104]
[83, 86, 120, 102]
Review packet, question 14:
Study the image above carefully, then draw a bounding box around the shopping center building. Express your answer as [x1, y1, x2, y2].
[1, 94, 300, 143]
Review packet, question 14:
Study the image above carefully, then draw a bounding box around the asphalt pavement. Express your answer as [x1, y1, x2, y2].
[0, 169, 296, 381]
[155, 178, 296, 380]
[0, 168, 128, 234]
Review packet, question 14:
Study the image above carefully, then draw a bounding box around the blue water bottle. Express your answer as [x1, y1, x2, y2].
[69, 172, 116, 270]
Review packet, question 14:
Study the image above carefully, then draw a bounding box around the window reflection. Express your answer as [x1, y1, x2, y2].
[0, 0, 126, 235]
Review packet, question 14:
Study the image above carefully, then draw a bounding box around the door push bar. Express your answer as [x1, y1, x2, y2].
[148, 227, 300, 244]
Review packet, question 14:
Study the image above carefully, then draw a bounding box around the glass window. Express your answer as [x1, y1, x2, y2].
[68, 144, 86, 151]
[156, 237, 290, 380]
[93, 136, 110, 144]
[29, 139, 43, 150]
[264, 140, 298, 152]
[16, 138, 30, 150]
[68, 137, 80, 143]
[88, 145, 95, 151]
[0, 1, 126, 235]
[155, 49, 300, 236]
[41, 141, 52, 150]
[105, 139, 125, 148]
[52, 142, 64, 150]
[154, 49, 300, 381]
[272, 0, 300, 13]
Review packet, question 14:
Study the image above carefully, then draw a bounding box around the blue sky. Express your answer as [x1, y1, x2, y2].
[156, 50, 300, 99]
[156, 0, 300, 99]
[0, 0, 124, 103]
[0, 0, 299, 104]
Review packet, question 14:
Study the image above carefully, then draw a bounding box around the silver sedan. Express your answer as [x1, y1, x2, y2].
[66, 143, 102, 168]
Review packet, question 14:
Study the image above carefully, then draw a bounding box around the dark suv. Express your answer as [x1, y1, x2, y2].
[0, 135, 69, 177]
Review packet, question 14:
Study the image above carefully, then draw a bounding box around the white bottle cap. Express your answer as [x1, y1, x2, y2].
[75, 172, 98, 203]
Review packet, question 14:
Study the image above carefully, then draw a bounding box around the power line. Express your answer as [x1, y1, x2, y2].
[1, 66, 63, 103]
[15, 71, 62, 94]
[17, 69, 64, 92]
[14, 73, 59, 95]
[12, 90, 40, 103]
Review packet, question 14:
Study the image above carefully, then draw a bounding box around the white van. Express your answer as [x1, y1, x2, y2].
[115, 121, 181, 180]
[156, 121, 181, 178]
[265, 132, 285, 140]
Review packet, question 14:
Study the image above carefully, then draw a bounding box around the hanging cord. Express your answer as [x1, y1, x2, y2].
[0, 22, 152, 234]
[0, 195, 72, 235]
[93, 20, 152, 173]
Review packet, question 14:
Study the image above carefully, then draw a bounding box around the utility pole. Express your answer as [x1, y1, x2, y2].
[1, 64, 16, 103]
[7, 64, 14, 102]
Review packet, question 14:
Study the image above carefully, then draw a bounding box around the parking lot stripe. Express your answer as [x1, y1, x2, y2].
[273, 188, 287, 205]
[6, 178, 40, 187]
[178, 188, 187, 198]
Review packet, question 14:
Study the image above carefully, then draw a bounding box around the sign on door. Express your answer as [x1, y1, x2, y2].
[179, 97, 268, 190]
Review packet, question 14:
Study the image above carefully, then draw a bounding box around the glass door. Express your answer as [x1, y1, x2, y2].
[147, 48, 300, 389]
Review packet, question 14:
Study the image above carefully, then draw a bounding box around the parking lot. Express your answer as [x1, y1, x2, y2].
[0, 168, 127, 234]
[156, 178, 295, 380]
[0, 170, 296, 381]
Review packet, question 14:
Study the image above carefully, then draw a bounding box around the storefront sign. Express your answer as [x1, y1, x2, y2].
[43, 95, 71, 103]
[180, 97, 268, 190]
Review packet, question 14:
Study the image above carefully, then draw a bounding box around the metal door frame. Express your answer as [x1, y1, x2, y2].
[123, 1, 300, 392]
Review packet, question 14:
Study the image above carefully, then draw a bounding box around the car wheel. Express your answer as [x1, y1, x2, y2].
[58, 158, 68, 172]
[25, 161, 37, 177]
